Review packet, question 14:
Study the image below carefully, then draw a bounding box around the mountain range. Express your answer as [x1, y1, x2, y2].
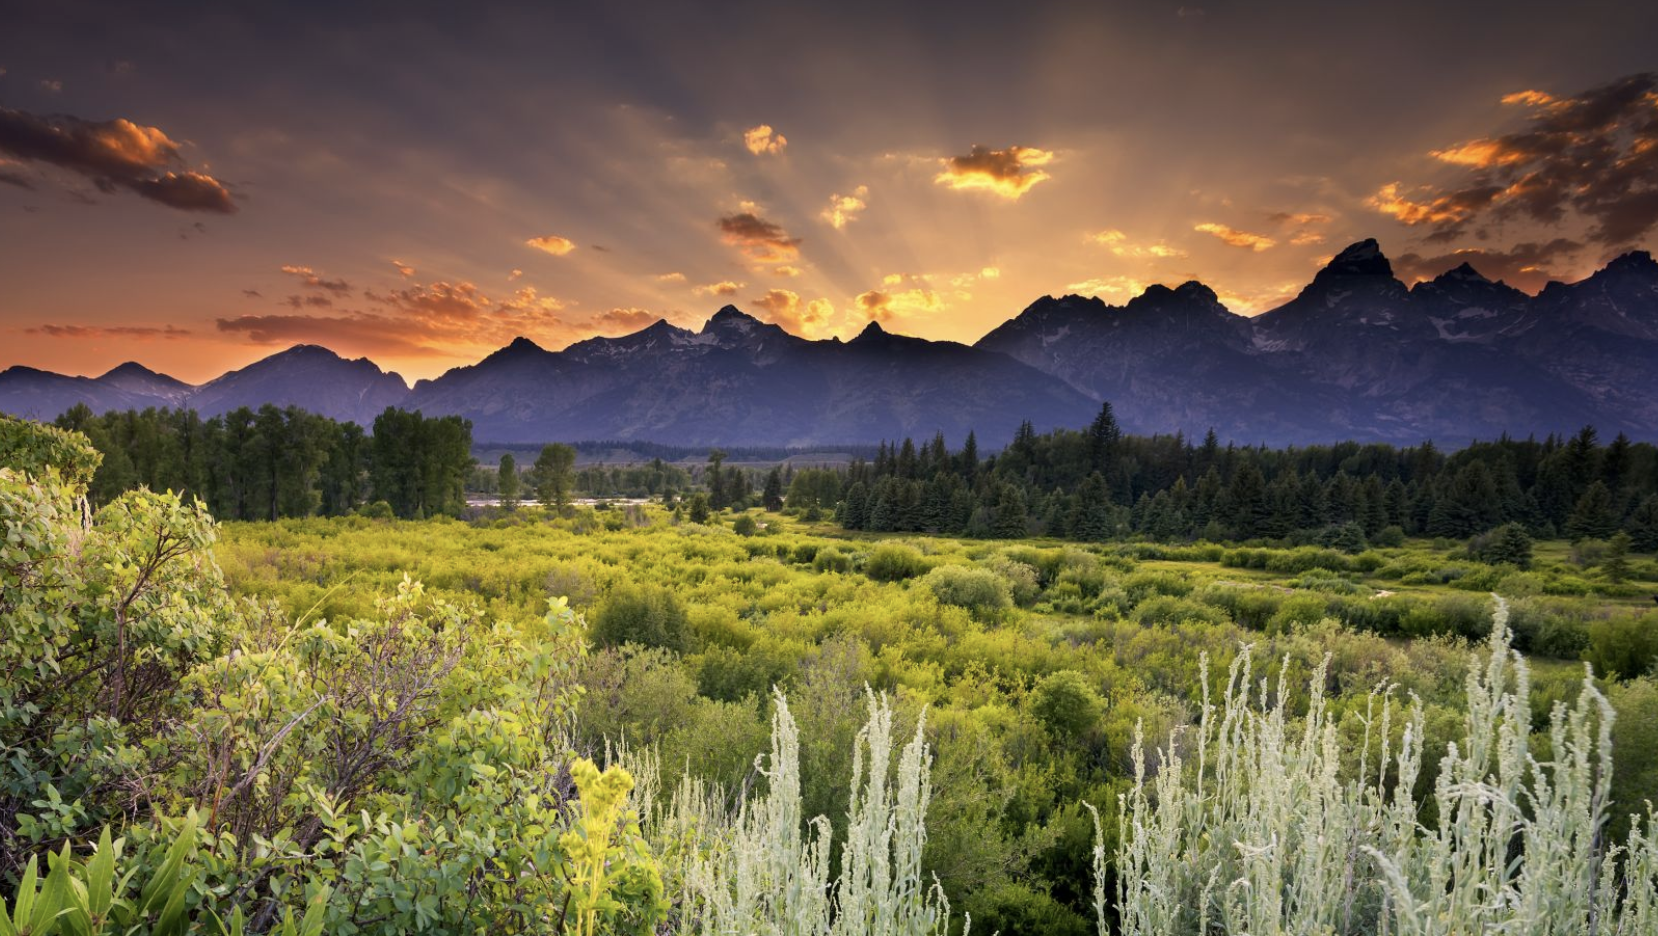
[4, 239, 1656, 446]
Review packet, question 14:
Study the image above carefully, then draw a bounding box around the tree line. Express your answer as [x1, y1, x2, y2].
[54, 403, 475, 520]
[831, 405, 1658, 550]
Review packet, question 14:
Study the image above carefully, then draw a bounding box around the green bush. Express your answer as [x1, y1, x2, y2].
[864, 543, 929, 582]
[590, 583, 691, 652]
[923, 565, 1012, 615]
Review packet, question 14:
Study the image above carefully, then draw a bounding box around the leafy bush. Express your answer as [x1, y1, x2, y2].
[590, 583, 691, 652]
[864, 543, 929, 582]
[923, 565, 1012, 616]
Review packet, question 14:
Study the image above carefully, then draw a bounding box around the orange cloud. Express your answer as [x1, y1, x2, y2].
[1065, 275, 1148, 302]
[27, 323, 192, 340]
[1087, 229, 1187, 258]
[1365, 181, 1496, 227]
[694, 280, 743, 297]
[392, 259, 415, 277]
[822, 185, 869, 228]
[0, 106, 235, 213]
[771, 265, 802, 277]
[751, 289, 832, 336]
[934, 144, 1053, 199]
[715, 211, 801, 263]
[743, 124, 787, 155]
[525, 234, 576, 256]
[854, 287, 944, 324]
[279, 264, 351, 294]
[1194, 222, 1276, 251]
[1374, 73, 1658, 245]
[655, 272, 687, 284]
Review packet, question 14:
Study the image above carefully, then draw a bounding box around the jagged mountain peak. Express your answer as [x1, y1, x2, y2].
[1602, 249, 1657, 276]
[852, 320, 890, 341]
[1316, 238, 1393, 280]
[505, 336, 546, 353]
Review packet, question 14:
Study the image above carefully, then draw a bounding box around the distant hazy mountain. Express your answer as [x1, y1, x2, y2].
[404, 307, 1100, 445]
[3, 242, 1656, 445]
[95, 362, 195, 404]
[187, 345, 409, 426]
[979, 240, 1649, 445]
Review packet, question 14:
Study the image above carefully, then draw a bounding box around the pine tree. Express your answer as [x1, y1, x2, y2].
[1603, 530, 1633, 584]
[706, 449, 729, 510]
[1627, 494, 1658, 553]
[1087, 401, 1122, 473]
[992, 483, 1028, 538]
[761, 466, 784, 511]
[1565, 480, 1618, 541]
[531, 443, 577, 512]
[498, 452, 519, 509]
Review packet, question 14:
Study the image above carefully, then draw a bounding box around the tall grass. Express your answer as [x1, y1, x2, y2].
[661, 689, 957, 935]
[1100, 595, 1658, 935]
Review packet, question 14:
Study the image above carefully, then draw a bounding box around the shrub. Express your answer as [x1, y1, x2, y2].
[1586, 611, 1658, 678]
[1134, 595, 1230, 629]
[590, 583, 691, 652]
[923, 565, 1012, 616]
[1030, 670, 1103, 738]
[983, 554, 1042, 606]
[864, 543, 929, 582]
[813, 547, 853, 574]
[732, 514, 758, 536]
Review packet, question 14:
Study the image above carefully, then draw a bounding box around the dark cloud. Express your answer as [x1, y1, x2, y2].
[715, 211, 802, 262]
[1371, 73, 1658, 246]
[0, 106, 236, 213]
[28, 323, 191, 339]
[284, 294, 334, 309]
[1394, 238, 1583, 293]
[934, 145, 1053, 199]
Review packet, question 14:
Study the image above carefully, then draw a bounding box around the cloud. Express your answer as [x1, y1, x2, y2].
[716, 211, 801, 263]
[1365, 181, 1500, 232]
[1087, 229, 1187, 258]
[694, 280, 743, 297]
[854, 287, 944, 324]
[1370, 72, 1658, 246]
[27, 323, 191, 340]
[38, 79, 62, 93]
[392, 259, 415, 277]
[1393, 238, 1584, 293]
[934, 144, 1053, 199]
[279, 264, 351, 294]
[0, 106, 235, 213]
[655, 271, 687, 284]
[508, 269, 524, 281]
[771, 265, 802, 277]
[525, 234, 576, 256]
[1194, 222, 1276, 251]
[980, 266, 1000, 279]
[743, 124, 787, 155]
[218, 275, 620, 358]
[591, 308, 659, 332]
[822, 185, 868, 228]
[284, 294, 334, 309]
[1065, 275, 1148, 302]
[751, 289, 832, 336]
[1266, 211, 1332, 226]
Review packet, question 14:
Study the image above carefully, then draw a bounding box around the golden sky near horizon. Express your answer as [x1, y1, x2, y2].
[2, 1, 1656, 383]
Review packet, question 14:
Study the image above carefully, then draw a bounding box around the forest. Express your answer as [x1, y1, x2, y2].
[5, 410, 1658, 934]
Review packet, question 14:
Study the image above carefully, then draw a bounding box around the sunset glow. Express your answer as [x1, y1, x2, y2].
[1, 2, 1655, 382]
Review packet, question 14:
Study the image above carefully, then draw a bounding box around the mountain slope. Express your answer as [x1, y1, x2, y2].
[407, 308, 1100, 445]
[189, 345, 410, 425]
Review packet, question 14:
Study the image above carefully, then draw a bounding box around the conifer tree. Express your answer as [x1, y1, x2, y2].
[498, 452, 519, 509]
[1566, 480, 1618, 541]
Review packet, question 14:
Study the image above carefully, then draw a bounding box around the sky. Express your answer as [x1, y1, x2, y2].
[2, 0, 1656, 383]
